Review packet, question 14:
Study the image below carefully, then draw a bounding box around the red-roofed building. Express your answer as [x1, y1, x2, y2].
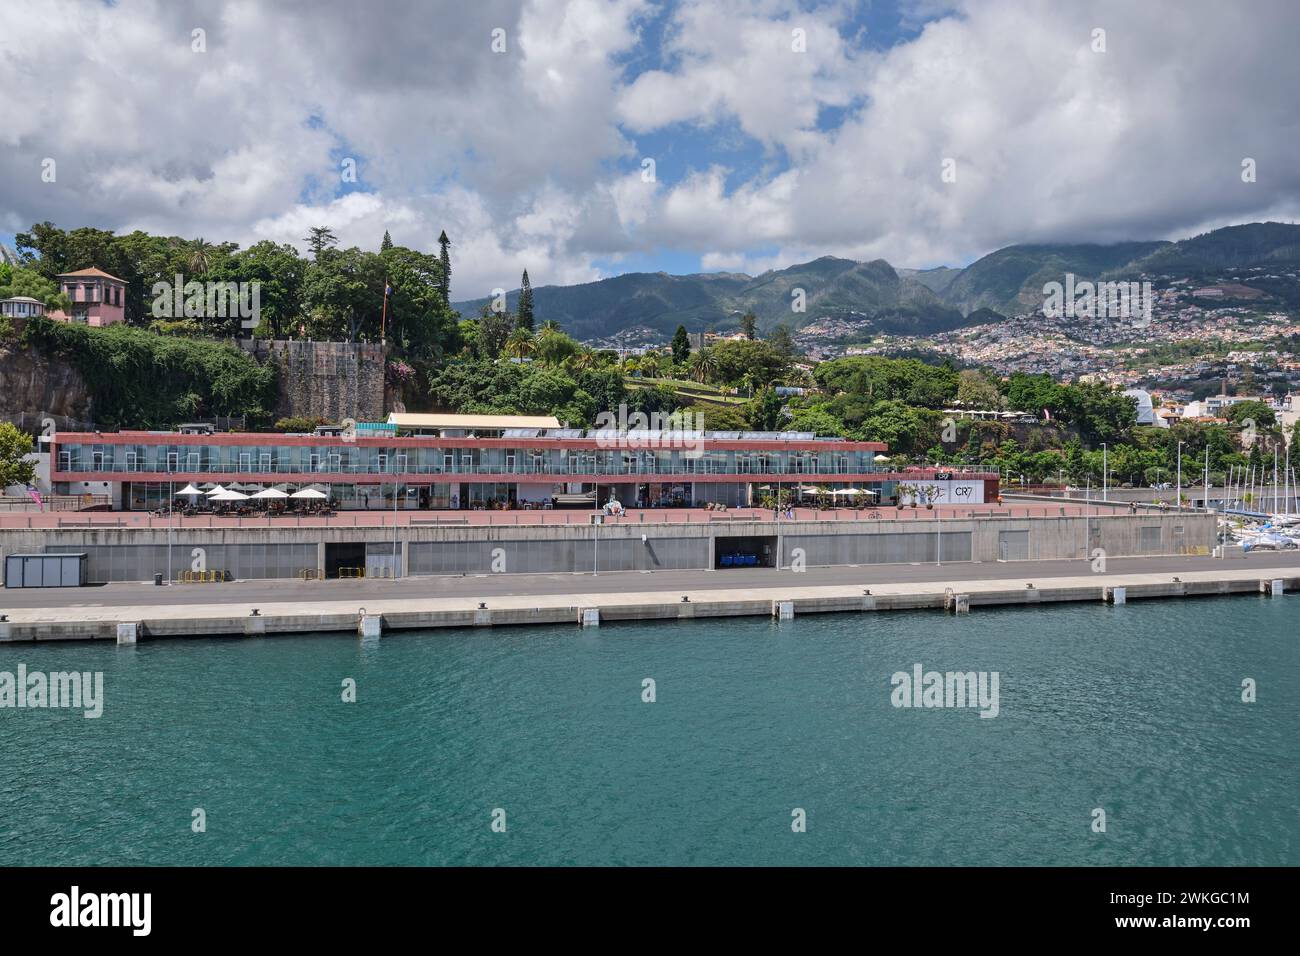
[46, 267, 127, 326]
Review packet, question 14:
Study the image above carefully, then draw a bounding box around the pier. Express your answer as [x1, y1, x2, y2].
[2, 553, 1296, 643]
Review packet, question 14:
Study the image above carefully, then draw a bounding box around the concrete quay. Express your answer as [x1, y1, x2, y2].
[1, 560, 1295, 643]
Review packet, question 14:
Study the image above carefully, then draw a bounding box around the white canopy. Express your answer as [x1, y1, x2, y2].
[204, 484, 228, 497]
[210, 489, 250, 501]
[251, 488, 290, 499]
[873, 454, 891, 463]
[290, 488, 329, 500]
[175, 484, 203, 496]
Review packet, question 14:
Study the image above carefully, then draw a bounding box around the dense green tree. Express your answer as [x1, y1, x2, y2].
[0, 265, 69, 311]
[517, 269, 534, 331]
[475, 306, 515, 360]
[747, 388, 786, 431]
[301, 245, 384, 342]
[1226, 400, 1275, 429]
[739, 311, 757, 340]
[704, 339, 789, 389]
[767, 323, 795, 361]
[956, 369, 1004, 410]
[437, 230, 452, 305]
[0, 421, 37, 490]
[22, 318, 276, 428]
[380, 230, 393, 252]
[671, 324, 691, 365]
[814, 356, 958, 409]
[303, 226, 339, 261]
[377, 244, 454, 357]
[534, 328, 580, 365]
[228, 241, 305, 339]
[505, 326, 535, 359]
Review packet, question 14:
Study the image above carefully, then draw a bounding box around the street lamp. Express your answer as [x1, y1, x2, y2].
[167, 457, 174, 586]
[1176, 440, 1185, 511]
[1101, 443, 1108, 502]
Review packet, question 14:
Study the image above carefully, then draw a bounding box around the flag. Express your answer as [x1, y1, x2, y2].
[26, 485, 43, 511]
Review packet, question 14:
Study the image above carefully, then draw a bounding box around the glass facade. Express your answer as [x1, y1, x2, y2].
[53, 439, 885, 479]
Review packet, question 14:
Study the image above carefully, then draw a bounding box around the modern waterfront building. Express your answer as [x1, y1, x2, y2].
[47, 415, 998, 512]
[45, 267, 127, 326]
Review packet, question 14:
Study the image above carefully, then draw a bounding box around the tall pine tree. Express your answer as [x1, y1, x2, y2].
[381, 230, 393, 251]
[437, 230, 451, 306]
[672, 325, 691, 364]
[517, 269, 534, 331]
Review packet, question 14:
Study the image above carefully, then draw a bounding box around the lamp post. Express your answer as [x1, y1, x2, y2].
[1203, 446, 1210, 512]
[1101, 443, 1108, 502]
[1176, 440, 1185, 512]
[392, 458, 401, 579]
[167, 462, 173, 586]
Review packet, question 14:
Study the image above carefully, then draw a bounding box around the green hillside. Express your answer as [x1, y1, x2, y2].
[451, 223, 1300, 342]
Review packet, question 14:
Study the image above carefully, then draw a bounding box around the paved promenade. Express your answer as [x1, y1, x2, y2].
[2, 552, 1296, 642]
[0, 501, 1132, 531]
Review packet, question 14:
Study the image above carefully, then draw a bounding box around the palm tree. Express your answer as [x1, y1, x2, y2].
[687, 350, 718, 385]
[572, 347, 599, 371]
[639, 353, 662, 379]
[187, 238, 214, 275]
[505, 327, 536, 360]
[539, 319, 562, 334]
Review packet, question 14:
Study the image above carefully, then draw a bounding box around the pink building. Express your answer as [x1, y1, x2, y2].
[46, 267, 127, 326]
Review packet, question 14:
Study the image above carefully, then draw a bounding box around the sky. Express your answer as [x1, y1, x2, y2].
[1, 0, 1298, 300]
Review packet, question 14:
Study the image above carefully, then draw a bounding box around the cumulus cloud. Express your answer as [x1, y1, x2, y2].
[0, 0, 1296, 300]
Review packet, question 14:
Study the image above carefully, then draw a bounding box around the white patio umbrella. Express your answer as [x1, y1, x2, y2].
[175, 483, 203, 497]
[204, 484, 228, 497]
[251, 488, 290, 499]
[210, 489, 250, 501]
[873, 454, 891, 463]
[290, 488, 329, 500]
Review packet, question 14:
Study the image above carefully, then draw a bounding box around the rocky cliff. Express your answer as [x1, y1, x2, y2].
[0, 339, 93, 426]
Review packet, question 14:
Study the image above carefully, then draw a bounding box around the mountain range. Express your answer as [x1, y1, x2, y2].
[452, 222, 1300, 342]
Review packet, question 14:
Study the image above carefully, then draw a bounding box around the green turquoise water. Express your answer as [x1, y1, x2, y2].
[1, 597, 1296, 866]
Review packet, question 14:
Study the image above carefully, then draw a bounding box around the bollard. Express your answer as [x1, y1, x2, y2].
[579, 608, 600, 627]
[773, 600, 794, 620]
[116, 622, 139, 645]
